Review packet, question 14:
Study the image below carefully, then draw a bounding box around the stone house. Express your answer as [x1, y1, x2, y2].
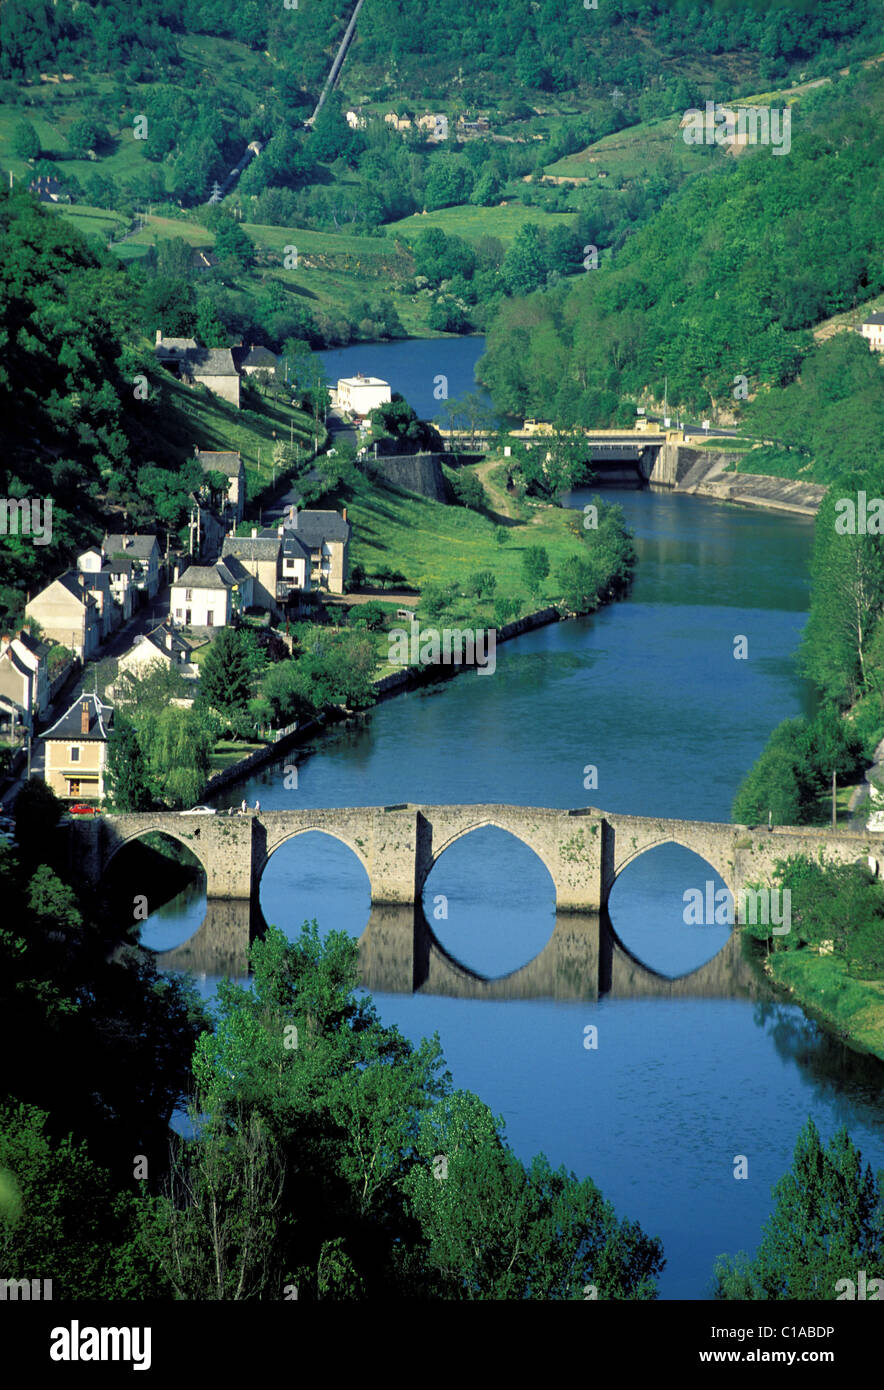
[860, 312, 884, 352]
[154, 331, 241, 408]
[0, 629, 52, 735]
[265, 507, 351, 594]
[220, 534, 282, 616]
[233, 344, 279, 378]
[195, 449, 246, 525]
[116, 624, 198, 685]
[25, 572, 103, 661]
[43, 693, 114, 801]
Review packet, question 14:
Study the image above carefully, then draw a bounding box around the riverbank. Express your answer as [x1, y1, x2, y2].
[671, 450, 826, 516]
[764, 950, 884, 1062]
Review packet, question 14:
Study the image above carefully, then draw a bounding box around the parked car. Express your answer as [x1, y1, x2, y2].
[180, 805, 217, 815]
[68, 803, 99, 816]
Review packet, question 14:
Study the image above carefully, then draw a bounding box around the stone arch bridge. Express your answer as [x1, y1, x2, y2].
[70, 803, 880, 913]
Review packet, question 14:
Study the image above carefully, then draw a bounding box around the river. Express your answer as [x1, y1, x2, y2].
[138, 340, 884, 1299]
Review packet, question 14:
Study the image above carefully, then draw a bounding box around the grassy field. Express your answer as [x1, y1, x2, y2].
[388, 202, 579, 246]
[209, 739, 265, 772]
[768, 950, 884, 1061]
[339, 462, 612, 627]
[544, 113, 702, 182]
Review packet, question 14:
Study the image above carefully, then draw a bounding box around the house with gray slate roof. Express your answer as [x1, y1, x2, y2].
[221, 533, 282, 616]
[155, 331, 241, 407]
[171, 559, 254, 628]
[43, 693, 114, 801]
[262, 507, 351, 593]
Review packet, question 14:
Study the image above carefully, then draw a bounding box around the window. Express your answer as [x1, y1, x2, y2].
[175, 608, 183, 620]
[70, 746, 80, 762]
[207, 610, 214, 626]
[68, 779, 80, 796]
[185, 589, 193, 601]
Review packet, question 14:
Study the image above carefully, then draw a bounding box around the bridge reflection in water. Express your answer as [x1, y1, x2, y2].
[153, 899, 767, 1002]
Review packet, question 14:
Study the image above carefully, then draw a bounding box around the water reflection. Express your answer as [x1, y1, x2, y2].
[145, 892, 769, 1006]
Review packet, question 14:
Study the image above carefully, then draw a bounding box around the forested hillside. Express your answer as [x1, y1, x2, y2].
[479, 66, 884, 423]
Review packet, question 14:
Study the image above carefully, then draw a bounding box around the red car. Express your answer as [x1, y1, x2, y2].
[68, 803, 99, 816]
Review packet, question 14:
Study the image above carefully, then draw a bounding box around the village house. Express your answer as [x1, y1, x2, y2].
[43, 693, 114, 801]
[102, 532, 161, 599]
[171, 558, 253, 628]
[76, 548, 120, 640]
[154, 331, 241, 408]
[114, 624, 198, 688]
[336, 373, 391, 418]
[0, 629, 52, 737]
[233, 344, 279, 378]
[25, 572, 102, 661]
[221, 533, 282, 616]
[860, 312, 884, 352]
[264, 507, 351, 595]
[195, 449, 246, 525]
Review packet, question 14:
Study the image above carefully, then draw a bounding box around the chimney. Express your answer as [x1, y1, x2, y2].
[155, 329, 162, 346]
[80, 699, 90, 735]
[251, 527, 258, 539]
[277, 523, 284, 538]
[166, 631, 174, 651]
[0, 634, 11, 653]
[342, 507, 348, 522]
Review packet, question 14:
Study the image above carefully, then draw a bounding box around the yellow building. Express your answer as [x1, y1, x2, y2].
[43, 693, 113, 801]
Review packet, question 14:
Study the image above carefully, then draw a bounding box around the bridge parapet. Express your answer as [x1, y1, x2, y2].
[67, 806, 881, 914]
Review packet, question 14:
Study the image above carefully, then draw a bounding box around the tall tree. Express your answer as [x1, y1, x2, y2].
[105, 715, 154, 811]
[714, 1118, 884, 1299]
[198, 627, 255, 718]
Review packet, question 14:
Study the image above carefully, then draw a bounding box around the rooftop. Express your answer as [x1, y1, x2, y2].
[196, 450, 244, 477]
[103, 533, 159, 560]
[44, 691, 113, 742]
[222, 536, 280, 562]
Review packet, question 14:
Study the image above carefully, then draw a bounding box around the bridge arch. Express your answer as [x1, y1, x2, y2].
[610, 835, 736, 899]
[103, 825, 211, 885]
[256, 823, 373, 888]
[419, 817, 556, 897]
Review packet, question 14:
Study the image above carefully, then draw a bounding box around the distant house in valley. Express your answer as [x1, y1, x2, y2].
[43, 693, 114, 801]
[25, 572, 103, 662]
[171, 558, 253, 628]
[154, 331, 241, 408]
[194, 449, 246, 525]
[191, 248, 219, 273]
[28, 176, 66, 203]
[860, 312, 884, 352]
